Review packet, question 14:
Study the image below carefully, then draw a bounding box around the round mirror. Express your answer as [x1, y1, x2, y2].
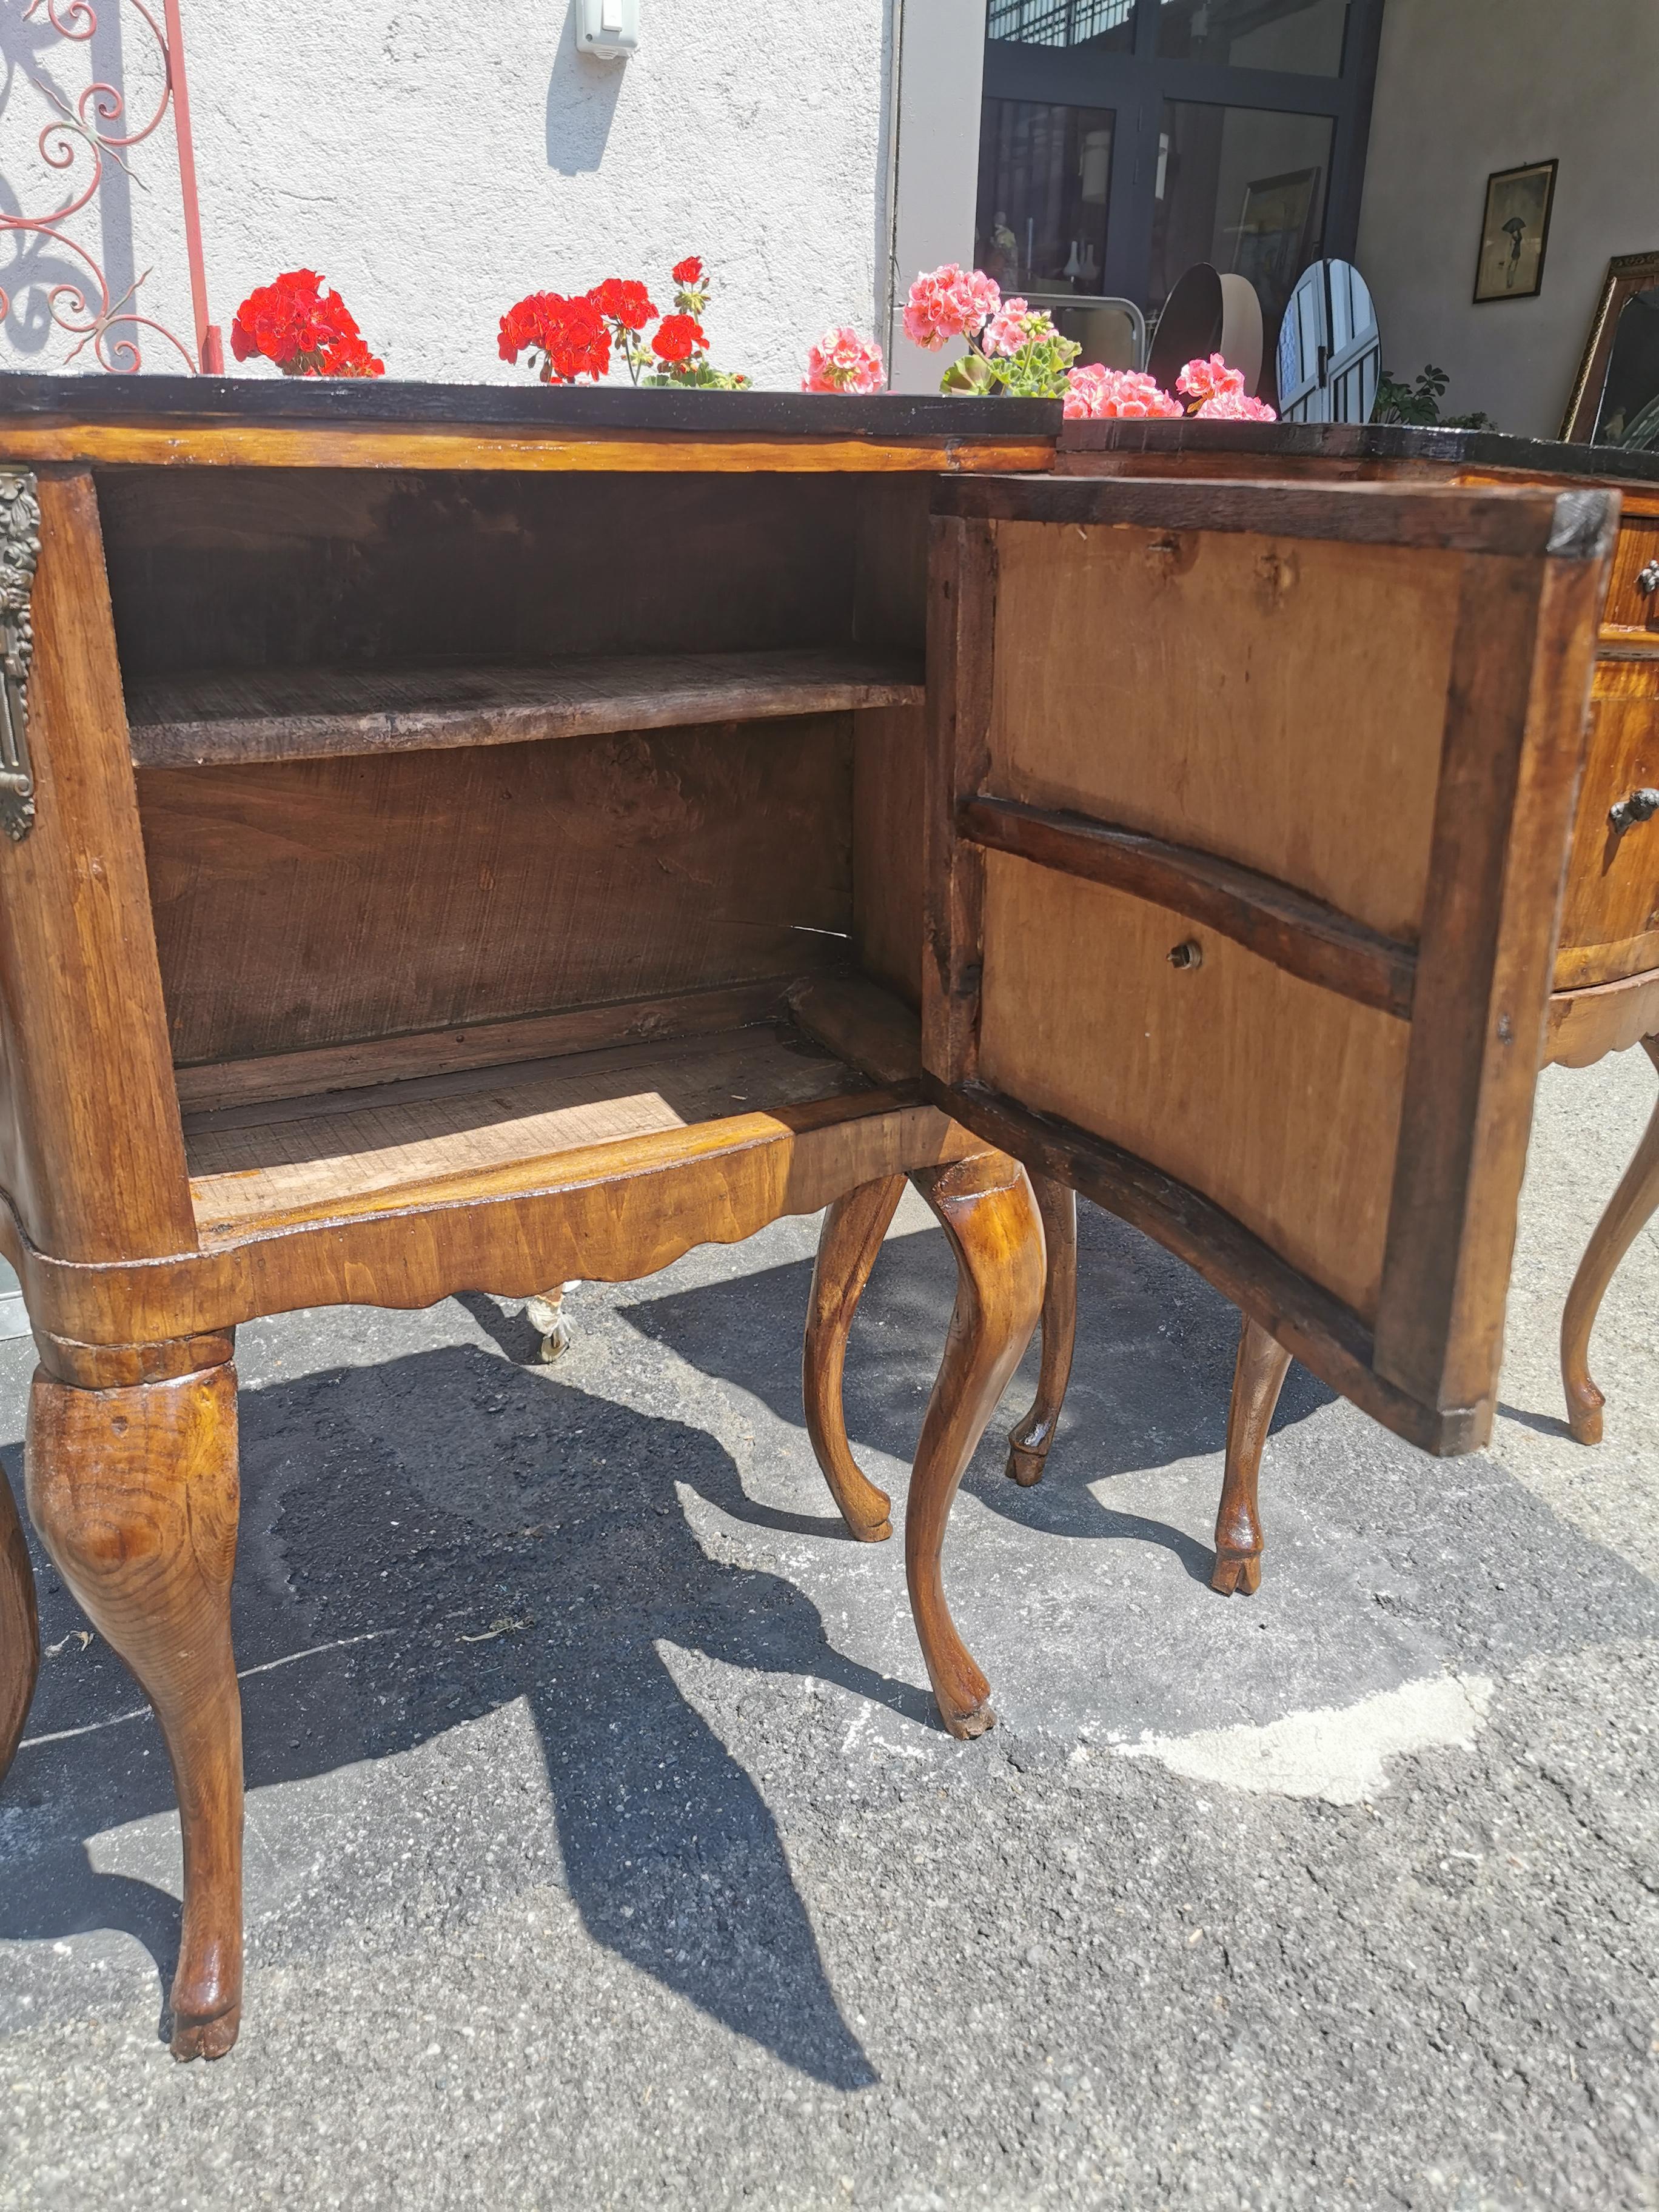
[1147, 263, 1223, 393]
[1276, 260, 1380, 424]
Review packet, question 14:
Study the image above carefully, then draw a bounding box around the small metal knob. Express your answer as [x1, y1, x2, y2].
[1167, 939, 1204, 970]
[1638, 558, 1659, 597]
[1609, 786, 1659, 833]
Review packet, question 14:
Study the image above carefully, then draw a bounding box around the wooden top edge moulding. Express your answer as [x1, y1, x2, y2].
[0, 377, 1060, 473]
[1054, 415, 1659, 489]
[934, 473, 1620, 560]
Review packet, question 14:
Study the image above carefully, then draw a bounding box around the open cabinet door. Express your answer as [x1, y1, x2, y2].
[925, 474, 1615, 1455]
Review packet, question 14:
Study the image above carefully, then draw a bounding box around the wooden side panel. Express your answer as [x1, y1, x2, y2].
[0, 468, 195, 1261]
[1375, 550, 1609, 1410]
[851, 476, 932, 1007]
[976, 856, 1408, 1319]
[142, 714, 855, 1067]
[1552, 657, 1659, 988]
[986, 522, 1464, 940]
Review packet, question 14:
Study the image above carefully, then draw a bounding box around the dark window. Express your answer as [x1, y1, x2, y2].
[977, 102, 1116, 292]
[979, 0, 1382, 390]
[987, 0, 1136, 53]
[1155, 0, 1349, 76]
[1149, 101, 1333, 323]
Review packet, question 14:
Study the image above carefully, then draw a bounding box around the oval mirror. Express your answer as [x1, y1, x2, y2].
[1147, 262, 1223, 393]
[1218, 274, 1264, 398]
[1276, 260, 1379, 423]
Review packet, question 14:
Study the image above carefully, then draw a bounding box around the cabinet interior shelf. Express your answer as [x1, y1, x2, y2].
[126, 647, 926, 769]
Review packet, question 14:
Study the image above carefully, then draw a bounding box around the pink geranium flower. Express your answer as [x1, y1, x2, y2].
[983, 296, 1032, 358]
[1063, 364, 1184, 420]
[903, 263, 1000, 351]
[802, 325, 885, 394]
[1193, 388, 1278, 420]
[1176, 352, 1245, 403]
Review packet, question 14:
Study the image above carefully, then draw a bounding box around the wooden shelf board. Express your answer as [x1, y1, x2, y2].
[186, 1019, 871, 1235]
[127, 648, 925, 768]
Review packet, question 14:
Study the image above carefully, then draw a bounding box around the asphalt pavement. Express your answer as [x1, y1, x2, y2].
[1, 1053, 1655, 2210]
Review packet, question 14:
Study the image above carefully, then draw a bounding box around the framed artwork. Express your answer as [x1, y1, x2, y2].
[1472, 159, 1557, 303]
[1233, 167, 1321, 323]
[1561, 250, 1659, 446]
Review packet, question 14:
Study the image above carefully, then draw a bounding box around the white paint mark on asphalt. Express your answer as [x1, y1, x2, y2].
[1113, 1672, 1495, 1805]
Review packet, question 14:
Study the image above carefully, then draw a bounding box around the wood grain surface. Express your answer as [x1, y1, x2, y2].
[184, 1025, 868, 1232]
[976, 855, 1410, 1320]
[981, 519, 1461, 940]
[1552, 657, 1659, 988]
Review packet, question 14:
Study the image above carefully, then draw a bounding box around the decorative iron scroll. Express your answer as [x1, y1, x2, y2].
[0, 475, 41, 842]
[0, 1, 216, 373]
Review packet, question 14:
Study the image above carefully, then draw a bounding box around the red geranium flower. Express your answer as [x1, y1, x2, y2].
[497, 290, 612, 383]
[671, 256, 704, 287]
[652, 313, 705, 366]
[231, 269, 383, 378]
[588, 276, 658, 332]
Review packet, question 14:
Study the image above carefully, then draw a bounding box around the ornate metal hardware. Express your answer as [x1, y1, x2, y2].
[1637, 558, 1659, 597]
[0, 475, 39, 843]
[1609, 786, 1659, 833]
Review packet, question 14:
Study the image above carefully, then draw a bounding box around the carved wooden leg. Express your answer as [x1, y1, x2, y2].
[0, 1457, 39, 1781]
[1212, 1314, 1292, 1597]
[1561, 1037, 1659, 1446]
[527, 1281, 579, 1362]
[905, 1153, 1044, 1738]
[804, 1175, 906, 1541]
[27, 1360, 243, 2059]
[1007, 1174, 1076, 1487]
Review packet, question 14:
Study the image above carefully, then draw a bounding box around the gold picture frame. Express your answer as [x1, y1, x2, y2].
[1561, 249, 1659, 444]
[1472, 159, 1557, 304]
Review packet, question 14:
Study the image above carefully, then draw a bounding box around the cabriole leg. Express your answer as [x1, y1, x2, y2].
[1007, 1174, 1076, 1487]
[527, 1281, 580, 1362]
[905, 1153, 1044, 1739]
[27, 1359, 243, 2059]
[0, 1458, 39, 1780]
[1212, 1314, 1292, 1597]
[804, 1175, 907, 1542]
[1561, 1037, 1659, 1446]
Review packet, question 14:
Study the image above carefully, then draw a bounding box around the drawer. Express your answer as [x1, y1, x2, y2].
[1555, 657, 1659, 988]
[925, 471, 1610, 1458]
[1601, 514, 1659, 637]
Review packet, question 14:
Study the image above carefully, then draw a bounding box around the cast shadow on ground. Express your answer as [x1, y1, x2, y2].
[618, 1203, 1335, 1587]
[1, 1343, 907, 2085]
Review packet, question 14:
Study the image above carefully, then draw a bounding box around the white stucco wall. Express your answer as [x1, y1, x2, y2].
[1355, 0, 1659, 439]
[1, 1, 900, 390]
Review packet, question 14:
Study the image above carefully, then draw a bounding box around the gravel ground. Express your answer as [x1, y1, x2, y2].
[0, 1055, 1655, 2210]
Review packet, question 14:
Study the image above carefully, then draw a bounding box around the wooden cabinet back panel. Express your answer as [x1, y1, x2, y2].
[987, 523, 1462, 942]
[142, 718, 853, 1067]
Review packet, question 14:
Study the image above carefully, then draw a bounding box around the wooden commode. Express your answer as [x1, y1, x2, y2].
[0, 382, 1620, 2060]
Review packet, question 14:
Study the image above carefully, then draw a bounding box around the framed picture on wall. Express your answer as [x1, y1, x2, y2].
[1472, 159, 1557, 303]
[1234, 168, 1321, 323]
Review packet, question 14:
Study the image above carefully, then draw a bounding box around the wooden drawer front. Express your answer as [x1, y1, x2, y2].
[1556, 657, 1659, 988]
[927, 474, 1613, 1456]
[1601, 515, 1659, 637]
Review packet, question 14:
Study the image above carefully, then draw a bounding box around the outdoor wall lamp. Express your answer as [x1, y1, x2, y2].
[576, 0, 639, 60]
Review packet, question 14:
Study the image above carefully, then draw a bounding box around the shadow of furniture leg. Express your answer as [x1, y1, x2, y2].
[804, 1174, 907, 1542]
[1006, 1174, 1076, 1487]
[1212, 1313, 1292, 1597]
[1561, 1036, 1659, 1446]
[905, 1153, 1044, 1738]
[27, 1358, 244, 2059]
[0, 1455, 39, 1781]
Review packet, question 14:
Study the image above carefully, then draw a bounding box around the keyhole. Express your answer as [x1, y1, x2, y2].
[1168, 939, 1203, 971]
